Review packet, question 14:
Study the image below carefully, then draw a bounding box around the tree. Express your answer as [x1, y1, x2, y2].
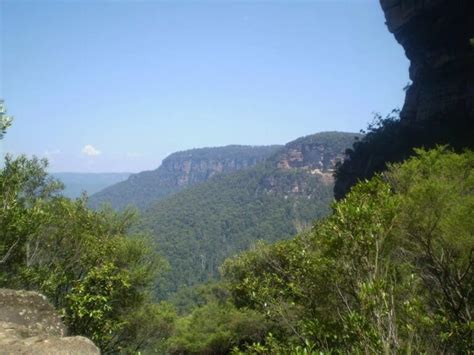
[0, 99, 13, 139]
[0, 153, 172, 353]
[223, 147, 474, 353]
[334, 110, 474, 199]
[0, 155, 62, 276]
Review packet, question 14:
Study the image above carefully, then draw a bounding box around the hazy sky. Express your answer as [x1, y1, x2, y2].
[0, 0, 409, 172]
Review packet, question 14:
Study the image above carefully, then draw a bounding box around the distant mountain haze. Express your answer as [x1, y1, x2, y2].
[52, 172, 131, 199]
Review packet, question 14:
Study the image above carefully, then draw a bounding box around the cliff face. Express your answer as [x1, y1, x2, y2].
[334, 2, 474, 200]
[380, 0, 474, 124]
[89, 145, 282, 211]
[141, 132, 359, 295]
[158, 150, 268, 187]
[263, 132, 361, 196]
[276, 143, 344, 174]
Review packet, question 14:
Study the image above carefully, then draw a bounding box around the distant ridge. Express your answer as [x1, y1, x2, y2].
[137, 131, 361, 296]
[89, 145, 282, 210]
[52, 172, 131, 199]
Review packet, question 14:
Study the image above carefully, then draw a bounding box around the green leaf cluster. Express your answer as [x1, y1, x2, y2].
[0, 99, 13, 139]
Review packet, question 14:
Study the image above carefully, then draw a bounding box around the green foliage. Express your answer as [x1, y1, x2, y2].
[141, 165, 333, 298]
[334, 110, 474, 199]
[387, 147, 474, 351]
[0, 154, 172, 353]
[223, 147, 474, 353]
[168, 281, 232, 315]
[89, 145, 282, 211]
[167, 299, 269, 354]
[0, 99, 13, 139]
[0, 155, 63, 279]
[140, 132, 358, 297]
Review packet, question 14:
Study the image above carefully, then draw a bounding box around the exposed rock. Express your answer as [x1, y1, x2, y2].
[89, 145, 282, 210]
[380, 0, 474, 124]
[161, 152, 266, 187]
[334, 2, 474, 200]
[139, 132, 359, 294]
[0, 289, 100, 355]
[276, 144, 343, 174]
[264, 132, 361, 196]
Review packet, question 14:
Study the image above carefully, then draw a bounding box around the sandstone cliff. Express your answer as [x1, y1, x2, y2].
[140, 132, 359, 294]
[380, 0, 474, 124]
[0, 289, 99, 355]
[262, 132, 361, 196]
[334, 1, 474, 199]
[276, 132, 353, 173]
[89, 145, 282, 211]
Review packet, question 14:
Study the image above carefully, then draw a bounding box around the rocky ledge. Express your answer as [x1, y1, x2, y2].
[0, 289, 99, 355]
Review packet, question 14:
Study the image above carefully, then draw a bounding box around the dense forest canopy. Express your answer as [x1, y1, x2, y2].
[171, 147, 474, 354]
[138, 132, 359, 296]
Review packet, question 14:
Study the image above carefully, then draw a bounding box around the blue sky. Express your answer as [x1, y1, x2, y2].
[0, 0, 409, 172]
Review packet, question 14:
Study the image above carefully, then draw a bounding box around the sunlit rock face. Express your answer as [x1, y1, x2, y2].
[0, 289, 100, 355]
[89, 145, 282, 210]
[380, 0, 474, 124]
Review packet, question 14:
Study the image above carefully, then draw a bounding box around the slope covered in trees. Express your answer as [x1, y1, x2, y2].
[139, 132, 360, 296]
[165, 148, 474, 354]
[89, 145, 281, 211]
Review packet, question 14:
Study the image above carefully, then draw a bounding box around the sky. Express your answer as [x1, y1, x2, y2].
[0, 0, 409, 173]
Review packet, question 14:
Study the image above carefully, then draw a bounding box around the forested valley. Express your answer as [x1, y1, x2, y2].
[1, 99, 473, 353]
[1, 0, 473, 354]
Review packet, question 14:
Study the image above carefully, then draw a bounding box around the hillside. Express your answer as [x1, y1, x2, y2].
[52, 172, 131, 199]
[89, 145, 281, 210]
[139, 132, 360, 296]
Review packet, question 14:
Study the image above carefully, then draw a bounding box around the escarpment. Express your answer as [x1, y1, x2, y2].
[380, 0, 474, 125]
[263, 132, 361, 196]
[275, 132, 355, 173]
[139, 132, 359, 294]
[89, 145, 282, 210]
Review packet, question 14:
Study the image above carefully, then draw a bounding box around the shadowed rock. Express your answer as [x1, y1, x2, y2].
[0, 289, 99, 355]
[380, 0, 474, 124]
[333, 2, 474, 199]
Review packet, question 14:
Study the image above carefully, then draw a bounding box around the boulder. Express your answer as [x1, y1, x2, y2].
[0, 288, 99, 355]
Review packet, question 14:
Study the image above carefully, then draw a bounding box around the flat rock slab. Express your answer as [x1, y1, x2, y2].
[0, 289, 100, 354]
